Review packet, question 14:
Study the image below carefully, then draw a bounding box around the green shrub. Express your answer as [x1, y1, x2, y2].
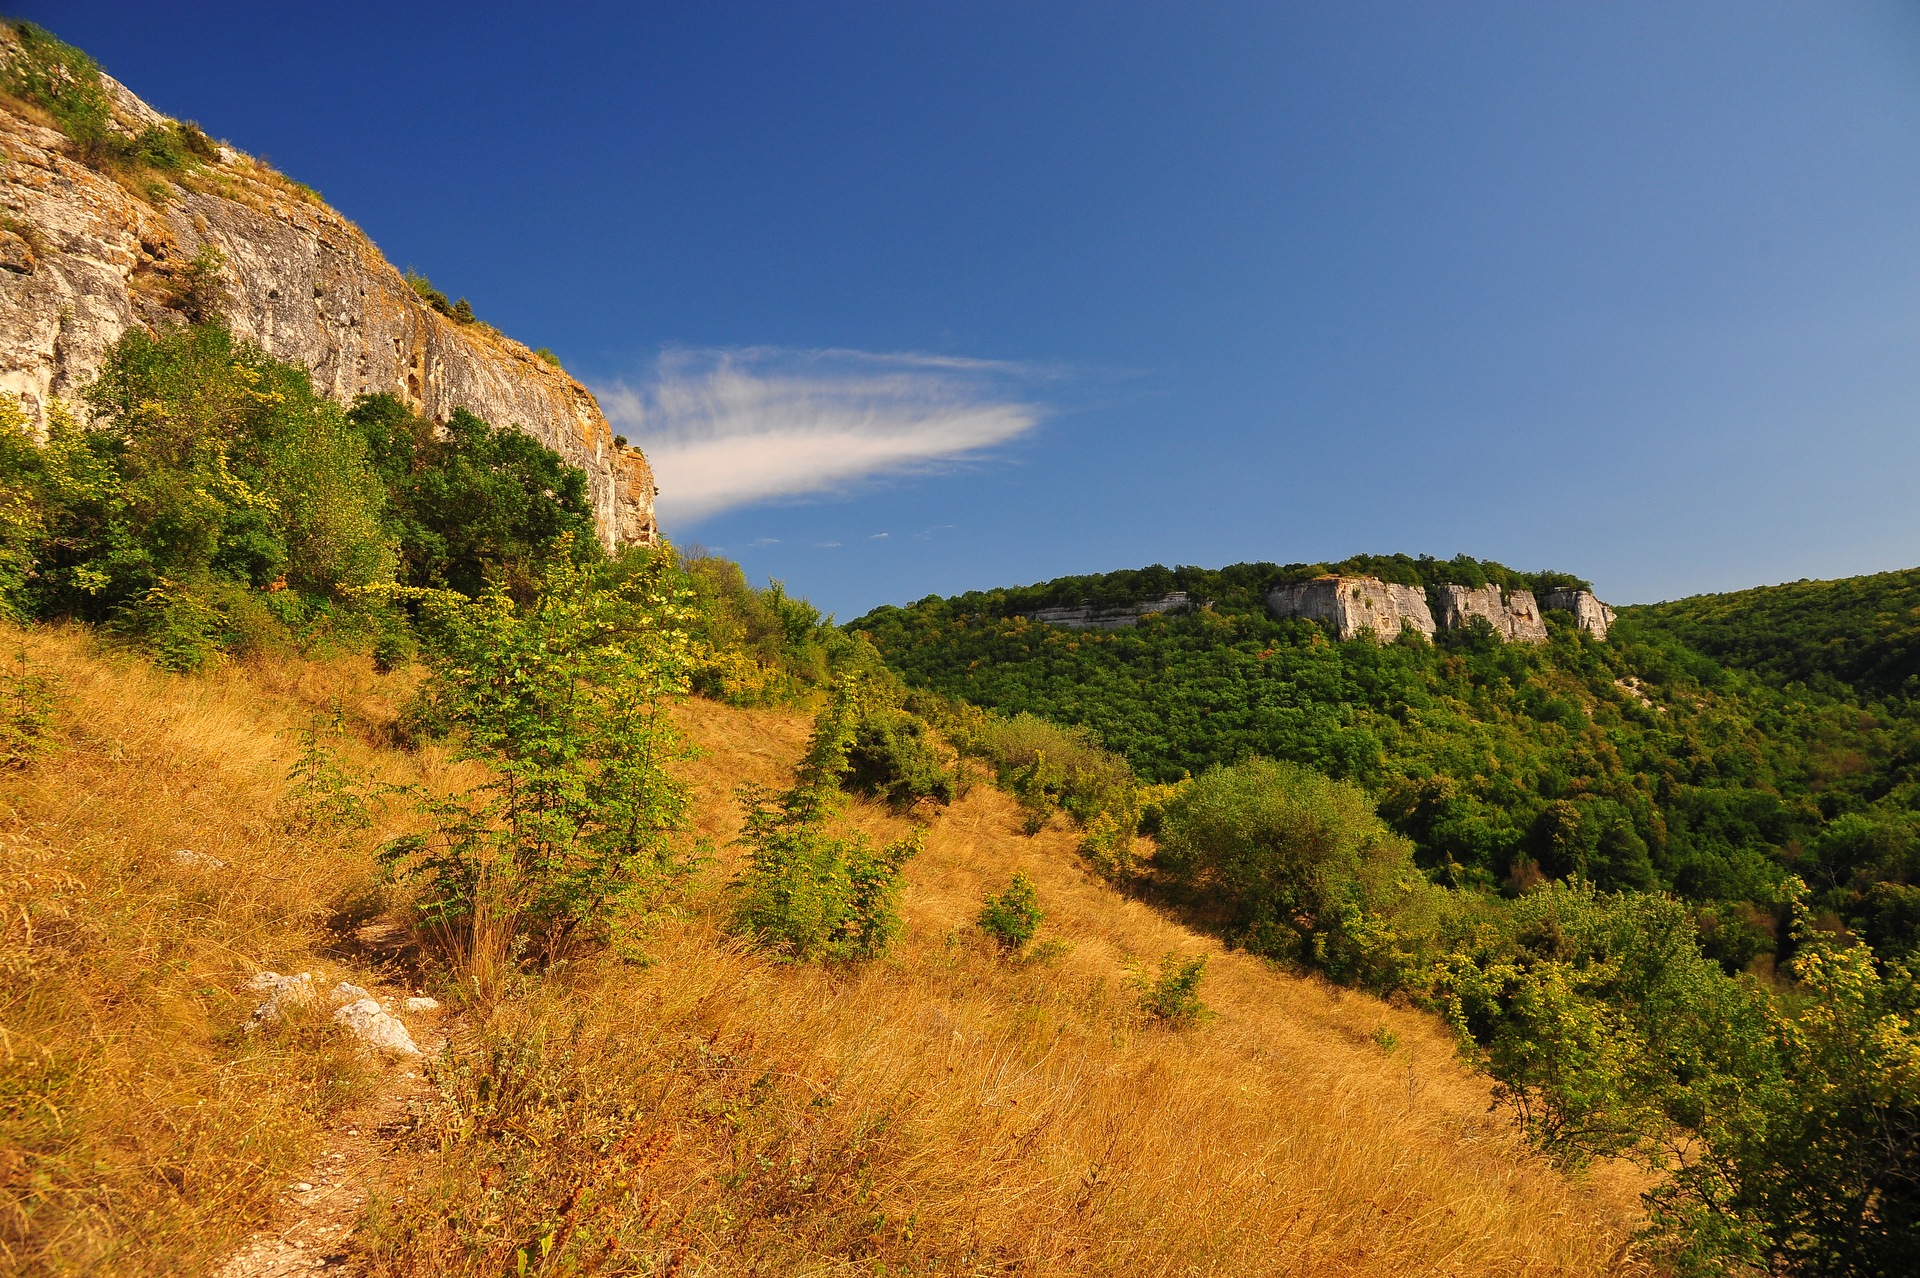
[845, 703, 955, 810]
[533, 348, 563, 369]
[1131, 952, 1208, 1026]
[728, 681, 923, 962]
[1, 22, 214, 180]
[1641, 896, 1920, 1277]
[977, 872, 1043, 952]
[403, 267, 456, 319]
[347, 394, 598, 601]
[379, 550, 697, 967]
[1428, 884, 1776, 1172]
[0, 648, 54, 767]
[913, 695, 1145, 861]
[1156, 758, 1436, 983]
[172, 244, 228, 323]
[678, 551, 854, 703]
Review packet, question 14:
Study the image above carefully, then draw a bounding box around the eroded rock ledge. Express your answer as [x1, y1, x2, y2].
[1028, 592, 1193, 630]
[1267, 576, 1612, 643]
[0, 63, 656, 550]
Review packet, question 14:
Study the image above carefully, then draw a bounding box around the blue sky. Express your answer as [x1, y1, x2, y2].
[31, 1, 1920, 618]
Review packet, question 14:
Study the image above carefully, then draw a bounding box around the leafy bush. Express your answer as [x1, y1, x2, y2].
[1427, 884, 1774, 1167]
[379, 550, 697, 979]
[916, 695, 1145, 866]
[172, 244, 228, 324]
[346, 394, 598, 601]
[1642, 898, 1920, 1277]
[1131, 953, 1208, 1026]
[0, 323, 399, 667]
[977, 872, 1043, 952]
[845, 701, 955, 810]
[728, 682, 923, 962]
[0, 648, 53, 767]
[1156, 758, 1437, 984]
[680, 551, 847, 702]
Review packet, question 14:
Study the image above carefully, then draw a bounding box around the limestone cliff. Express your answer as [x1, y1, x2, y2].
[1029, 592, 1192, 630]
[1537, 588, 1615, 640]
[0, 58, 656, 550]
[1266, 577, 1437, 642]
[1433, 584, 1548, 643]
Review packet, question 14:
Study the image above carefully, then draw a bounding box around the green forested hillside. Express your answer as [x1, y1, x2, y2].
[852, 558, 1920, 967]
[1634, 567, 1920, 700]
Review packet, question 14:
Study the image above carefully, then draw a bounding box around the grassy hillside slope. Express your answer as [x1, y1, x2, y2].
[2, 627, 1639, 1275]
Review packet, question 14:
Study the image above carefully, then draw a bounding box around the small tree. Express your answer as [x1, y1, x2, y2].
[1132, 952, 1209, 1027]
[379, 547, 697, 977]
[729, 678, 923, 962]
[978, 872, 1044, 952]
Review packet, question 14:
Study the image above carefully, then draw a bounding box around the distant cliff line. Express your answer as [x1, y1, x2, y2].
[1027, 576, 1612, 643]
[0, 23, 656, 550]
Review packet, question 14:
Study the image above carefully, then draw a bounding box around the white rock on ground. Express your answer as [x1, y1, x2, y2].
[171, 848, 227, 869]
[245, 972, 314, 1023]
[402, 996, 440, 1013]
[329, 981, 371, 1005]
[332, 998, 421, 1056]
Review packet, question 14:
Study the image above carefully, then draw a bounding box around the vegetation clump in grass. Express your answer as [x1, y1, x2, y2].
[977, 871, 1044, 953]
[728, 680, 923, 962]
[1131, 952, 1209, 1027]
[380, 548, 699, 986]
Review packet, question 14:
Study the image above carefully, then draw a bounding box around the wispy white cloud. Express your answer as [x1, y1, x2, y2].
[593, 348, 1044, 525]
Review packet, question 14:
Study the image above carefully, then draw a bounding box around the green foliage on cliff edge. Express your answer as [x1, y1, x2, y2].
[0, 20, 217, 178]
[0, 325, 609, 671]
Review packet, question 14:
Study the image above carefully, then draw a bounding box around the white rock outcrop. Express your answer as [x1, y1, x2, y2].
[0, 47, 656, 550]
[1537, 588, 1616, 640]
[1029, 591, 1193, 630]
[331, 998, 421, 1056]
[1432, 584, 1548, 644]
[1266, 576, 1436, 642]
[245, 971, 315, 1022]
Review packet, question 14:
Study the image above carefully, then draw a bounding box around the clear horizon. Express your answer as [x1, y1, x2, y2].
[31, 1, 1920, 617]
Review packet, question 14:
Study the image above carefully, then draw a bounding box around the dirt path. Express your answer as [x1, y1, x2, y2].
[212, 993, 447, 1276]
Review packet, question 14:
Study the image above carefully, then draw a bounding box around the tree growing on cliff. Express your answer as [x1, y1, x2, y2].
[347, 393, 598, 601]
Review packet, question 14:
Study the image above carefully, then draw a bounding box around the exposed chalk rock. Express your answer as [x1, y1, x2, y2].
[1029, 591, 1192, 630]
[0, 45, 655, 550]
[1266, 576, 1436, 642]
[171, 848, 226, 870]
[246, 971, 314, 1022]
[329, 981, 371, 1005]
[1537, 588, 1616, 640]
[402, 996, 442, 1013]
[1432, 584, 1548, 644]
[332, 997, 421, 1055]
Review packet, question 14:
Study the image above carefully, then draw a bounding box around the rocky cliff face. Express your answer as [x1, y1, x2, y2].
[1433, 584, 1548, 643]
[0, 63, 656, 550]
[1268, 576, 1616, 644]
[1029, 592, 1192, 630]
[1266, 577, 1437, 642]
[1537, 588, 1615, 640]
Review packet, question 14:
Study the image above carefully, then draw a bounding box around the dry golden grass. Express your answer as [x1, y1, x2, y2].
[2, 632, 1646, 1275]
[368, 696, 1647, 1276]
[0, 625, 435, 1275]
